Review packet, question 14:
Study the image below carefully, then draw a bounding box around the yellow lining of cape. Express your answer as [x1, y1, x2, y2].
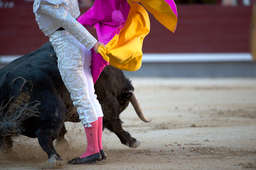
[98, 1, 150, 71]
[98, 0, 177, 71]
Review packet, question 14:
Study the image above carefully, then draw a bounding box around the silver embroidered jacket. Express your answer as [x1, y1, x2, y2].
[33, 0, 97, 50]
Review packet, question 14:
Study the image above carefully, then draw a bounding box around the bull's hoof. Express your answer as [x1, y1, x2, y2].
[41, 155, 64, 169]
[128, 140, 140, 148]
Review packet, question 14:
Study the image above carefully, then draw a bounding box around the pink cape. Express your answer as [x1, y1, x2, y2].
[78, 0, 178, 83]
[78, 0, 130, 83]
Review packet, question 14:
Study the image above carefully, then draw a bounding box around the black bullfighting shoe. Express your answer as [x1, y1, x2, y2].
[100, 150, 107, 160]
[68, 153, 101, 164]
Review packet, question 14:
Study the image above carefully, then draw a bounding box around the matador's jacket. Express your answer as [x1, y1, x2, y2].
[33, 0, 97, 49]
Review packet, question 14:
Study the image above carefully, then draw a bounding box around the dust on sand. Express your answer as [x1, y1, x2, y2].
[0, 78, 256, 170]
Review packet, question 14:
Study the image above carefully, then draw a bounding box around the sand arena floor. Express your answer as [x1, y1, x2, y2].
[0, 78, 256, 170]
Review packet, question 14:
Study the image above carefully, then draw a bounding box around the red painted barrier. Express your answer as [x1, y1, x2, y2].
[146, 5, 252, 53]
[0, 1, 252, 55]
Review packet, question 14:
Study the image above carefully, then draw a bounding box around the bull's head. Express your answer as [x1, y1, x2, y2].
[119, 88, 150, 123]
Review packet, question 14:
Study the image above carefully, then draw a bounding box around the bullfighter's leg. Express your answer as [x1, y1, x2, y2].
[50, 31, 102, 164]
[83, 59, 106, 160]
[97, 117, 107, 160]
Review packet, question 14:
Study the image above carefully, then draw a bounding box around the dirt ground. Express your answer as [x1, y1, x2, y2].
[0, 78, 256, 170]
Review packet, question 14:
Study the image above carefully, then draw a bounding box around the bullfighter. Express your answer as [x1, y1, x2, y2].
[33, 0, 106, 164]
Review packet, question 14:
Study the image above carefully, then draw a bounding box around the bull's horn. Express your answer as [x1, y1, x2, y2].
[130, 93, 151, 123]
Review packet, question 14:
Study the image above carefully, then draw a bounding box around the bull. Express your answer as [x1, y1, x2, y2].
[0, 42, 149, 166]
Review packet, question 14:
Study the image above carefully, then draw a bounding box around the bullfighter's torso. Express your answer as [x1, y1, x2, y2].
[33, 0, 80, 36]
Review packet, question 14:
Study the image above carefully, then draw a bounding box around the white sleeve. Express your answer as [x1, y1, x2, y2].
[33, 0, 65, 13]
[38, 2, 97, 50]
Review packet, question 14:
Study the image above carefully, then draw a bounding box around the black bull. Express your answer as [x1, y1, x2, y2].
[0, 43, 149, 160]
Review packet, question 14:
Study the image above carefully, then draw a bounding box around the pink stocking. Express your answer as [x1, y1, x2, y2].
[80, 120, 100, 158]
[98, 117, 103, 150]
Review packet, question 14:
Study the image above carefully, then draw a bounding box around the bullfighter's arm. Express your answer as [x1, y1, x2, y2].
[38, 2, 97, 50]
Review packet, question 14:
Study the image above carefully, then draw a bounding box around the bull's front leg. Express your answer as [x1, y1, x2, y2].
[104, 119, 140, 148]
[102, 95, 140, 148]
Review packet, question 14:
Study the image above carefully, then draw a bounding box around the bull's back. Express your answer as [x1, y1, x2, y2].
[1, 43, 57, 78]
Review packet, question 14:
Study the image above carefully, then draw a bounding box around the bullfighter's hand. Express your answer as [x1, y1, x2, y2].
[93, 42, 105, 53]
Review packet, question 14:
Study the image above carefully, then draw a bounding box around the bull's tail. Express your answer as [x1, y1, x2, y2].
[130, 93, 151, 123]
[0, 96, 40, 137]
